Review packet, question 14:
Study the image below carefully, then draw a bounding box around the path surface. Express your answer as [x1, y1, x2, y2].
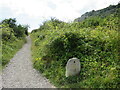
[2, 36, 55, 88]
[0, 73, 2, 89]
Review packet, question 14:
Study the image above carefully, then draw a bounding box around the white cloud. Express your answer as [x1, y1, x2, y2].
[0, 0, 119, 31]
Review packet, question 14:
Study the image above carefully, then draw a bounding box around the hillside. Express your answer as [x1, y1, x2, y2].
[31, 2, 120, 88]
[74, 3, 120, 22]
[1, 1, 119, 89]
[30, 5, 119, 88]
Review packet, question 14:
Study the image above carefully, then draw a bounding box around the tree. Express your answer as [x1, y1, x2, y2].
[1, 18, 29, 38]
[23, 25, 29, 36]
[2, 18, 16, 28]
[1, 18, 16, 39]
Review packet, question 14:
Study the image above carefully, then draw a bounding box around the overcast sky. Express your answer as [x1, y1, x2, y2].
[0, 0, 119, 32]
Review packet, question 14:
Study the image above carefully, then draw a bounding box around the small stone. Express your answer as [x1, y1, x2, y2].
[66, 57, 81, 77]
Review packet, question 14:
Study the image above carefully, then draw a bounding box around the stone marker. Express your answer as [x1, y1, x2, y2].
[66, 57, 81, 77]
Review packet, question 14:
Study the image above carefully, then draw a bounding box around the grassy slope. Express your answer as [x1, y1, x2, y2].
[2, 38, 26, 68]
[1, 30, 27, 69]
[1, 18, 28, 69]
[31, 14, 119, 88]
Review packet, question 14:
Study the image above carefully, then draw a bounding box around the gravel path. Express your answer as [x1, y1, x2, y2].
[2, 36, 55, 88]
[0, 73, 2, 89]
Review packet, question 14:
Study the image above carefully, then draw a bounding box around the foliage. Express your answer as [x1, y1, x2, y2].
[2, 39, 25, 66]
[74, 3, 120, 22]
[1, 18, 28, 67]
[31, 13, 119, 88]
[0, 26, 2, 70]
[1, 18, 29, 38]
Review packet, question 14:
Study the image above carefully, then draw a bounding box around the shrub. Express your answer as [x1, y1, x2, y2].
[1, 18, 28, 67]
[31, 14, 119, 88]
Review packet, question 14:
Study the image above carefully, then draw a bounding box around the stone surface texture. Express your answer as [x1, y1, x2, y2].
[66, 57, 81, 77]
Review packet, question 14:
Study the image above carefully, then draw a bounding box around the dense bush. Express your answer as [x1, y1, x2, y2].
[31, 14, 119, 88]
[1, 18, 29, 67]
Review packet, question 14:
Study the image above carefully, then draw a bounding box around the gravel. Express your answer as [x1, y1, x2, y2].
[2, 36, 55, 88]
[0, 73, 2, 89]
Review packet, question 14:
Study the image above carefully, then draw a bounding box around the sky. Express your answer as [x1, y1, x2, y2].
[0, 0, 119, 32]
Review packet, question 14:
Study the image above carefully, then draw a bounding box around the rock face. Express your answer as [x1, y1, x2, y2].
[66, 58, 81, 77]
[74, 3, 120, 22]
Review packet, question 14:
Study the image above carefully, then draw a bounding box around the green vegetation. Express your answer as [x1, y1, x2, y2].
[31, 9, 119, 88]
[74, 3, 120, 22]
[0, 27, 2, 71]
[1, 18, 28, 67]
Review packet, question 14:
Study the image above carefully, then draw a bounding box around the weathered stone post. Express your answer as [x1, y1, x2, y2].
[66, 57, 81, 77]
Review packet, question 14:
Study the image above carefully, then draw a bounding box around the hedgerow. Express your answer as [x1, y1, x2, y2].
[1, 18, 28, 67]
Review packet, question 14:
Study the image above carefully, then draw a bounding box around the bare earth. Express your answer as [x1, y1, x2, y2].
[2, 36, 55, 88]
